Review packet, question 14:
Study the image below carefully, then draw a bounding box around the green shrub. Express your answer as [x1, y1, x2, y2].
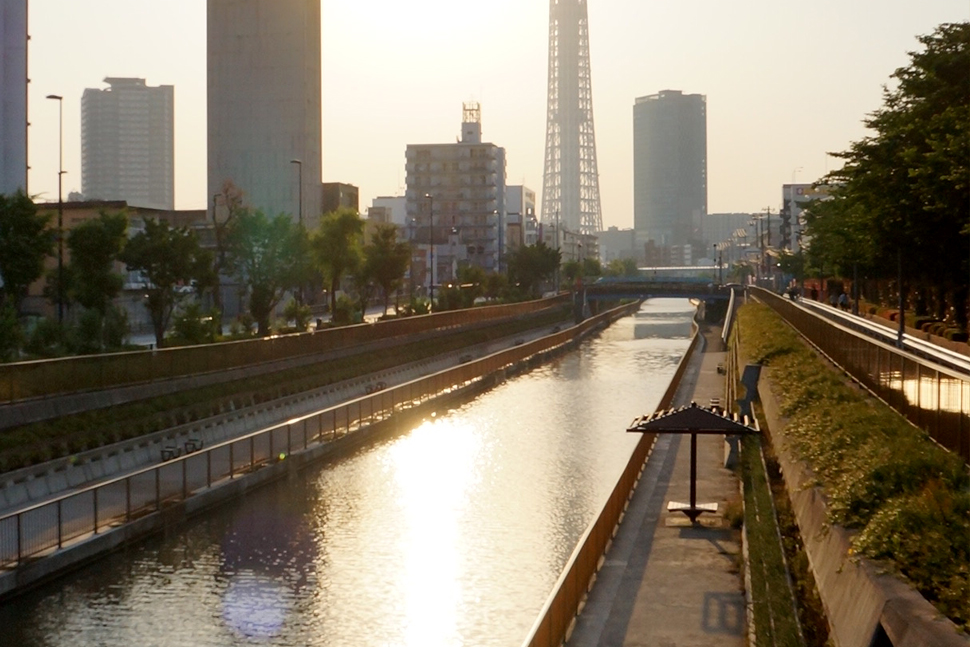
[737, 303, 969, 629]
[171, 303, 220, 345]
[0, 304, 23, 362]
[282, 299, 312, 332]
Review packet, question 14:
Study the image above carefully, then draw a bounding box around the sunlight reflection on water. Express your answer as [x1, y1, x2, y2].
[2, 299, 695, 647]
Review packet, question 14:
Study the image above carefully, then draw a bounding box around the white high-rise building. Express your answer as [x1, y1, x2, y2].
[81, 78, 174, 210]
[207, 0, 321, 227]
[1, 0, 28, 195]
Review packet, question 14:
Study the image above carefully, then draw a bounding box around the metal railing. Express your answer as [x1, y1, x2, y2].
[0, 299, 626, 570]
[753, 287, 970, 462]
[521, 317, 702, 647]
[0, 296, 569, 405]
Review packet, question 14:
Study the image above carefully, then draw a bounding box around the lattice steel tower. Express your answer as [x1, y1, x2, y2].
[541, 0, 603, 235]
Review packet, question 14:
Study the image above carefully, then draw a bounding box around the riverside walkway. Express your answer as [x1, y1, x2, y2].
[568, 327, 744, 646]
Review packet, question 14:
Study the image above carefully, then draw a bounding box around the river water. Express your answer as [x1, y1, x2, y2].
[1, 299, 695, 647]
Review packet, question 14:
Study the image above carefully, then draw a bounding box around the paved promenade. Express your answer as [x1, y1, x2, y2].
[568, 327, 745, 646]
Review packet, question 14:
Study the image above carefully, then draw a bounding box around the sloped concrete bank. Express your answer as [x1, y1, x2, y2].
[735, 347, 968, 646]
[0, 302, 638, 602]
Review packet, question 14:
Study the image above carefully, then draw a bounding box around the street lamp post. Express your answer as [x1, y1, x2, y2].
[46, 94, 65, 324]
[408, 218, 416, 302]
[713, 244, 723, 285]
[290, 160, 304, 304]
[425, 194, 434, 309]
[289, 159, 303, 227]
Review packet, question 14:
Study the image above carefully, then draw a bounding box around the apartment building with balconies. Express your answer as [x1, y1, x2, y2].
[404, 103, 507, 291]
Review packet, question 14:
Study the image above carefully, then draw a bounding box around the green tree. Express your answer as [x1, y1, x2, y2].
[226, 209, 303, 336]
[483, 271, 508, 300]
[120, 218, 215, 347]
[363, 223, 410, 315]
[804, 22, 969, 324]
[604, 258, 638, 278]
[507, 242, 560, 298]
[0, 190, 54, 313]
[67, 210, 128, 314]
[211, 180, 244, 315]
[312, 208, 364, 314]
[456, 264, 486, 306]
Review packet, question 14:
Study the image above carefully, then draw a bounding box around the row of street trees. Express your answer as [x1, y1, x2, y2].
[0, 183, 615, 359]
[798, 21, 969, 329]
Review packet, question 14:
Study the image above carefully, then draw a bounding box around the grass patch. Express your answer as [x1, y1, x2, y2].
[741, 433, 805, 647]
[0, 308, 571, 473]
[737, 302, 970, 629]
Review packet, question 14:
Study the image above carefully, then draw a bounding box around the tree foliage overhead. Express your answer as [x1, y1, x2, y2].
[802, 22, 969, 302]
[120, 218, 214, 347]
[0, 190, 54, 313]
[226, 209, 304, 336]
[312, 208, 364, 314]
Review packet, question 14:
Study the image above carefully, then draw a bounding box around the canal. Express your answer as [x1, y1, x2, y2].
[1, 299, 695, 647]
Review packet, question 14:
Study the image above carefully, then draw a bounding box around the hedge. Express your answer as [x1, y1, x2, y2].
[737, 302, 969, 628]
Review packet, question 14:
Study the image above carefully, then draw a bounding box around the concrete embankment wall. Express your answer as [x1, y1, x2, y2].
[0, 301, 637, 602]
[733, 331, 968, 647]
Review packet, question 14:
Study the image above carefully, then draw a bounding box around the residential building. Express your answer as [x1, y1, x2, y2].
[539, 223, 598, 264]
[633, 90, 707, 247]
[702, 213, 754, 247]
[208, 0, 321, 227]
[505, 185, 536, 252]
[405, 103, 506, 290]
[22, 200, 213, 326]
[1, 0, 28, 195]
[322, 182, 358, 214]
[782, 183, 831, 252]
[597, 226, 638, 263]
[81, 78, 174, 210]
[371, 196, 407, 227]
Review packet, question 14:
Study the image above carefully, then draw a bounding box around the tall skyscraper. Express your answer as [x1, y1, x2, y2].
[1, 0, 28, 195]
[81, 78, 174, 210]
[541, 0, 603, 236]
[208, 0, 321, 227]
[633, 90, 707, 247]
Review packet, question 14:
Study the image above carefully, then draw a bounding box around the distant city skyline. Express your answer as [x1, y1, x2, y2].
[22, 0, 969, 230]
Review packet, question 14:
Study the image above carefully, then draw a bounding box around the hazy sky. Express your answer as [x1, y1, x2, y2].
[25, 0, 968, 230]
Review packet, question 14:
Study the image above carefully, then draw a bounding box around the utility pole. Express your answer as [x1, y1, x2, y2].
[46, 95, 65, 324]
[425, 194, 434, 309]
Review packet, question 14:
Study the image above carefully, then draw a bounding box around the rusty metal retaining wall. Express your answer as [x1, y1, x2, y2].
[0, 295, 569, 405]
[520, 315, 702, 647]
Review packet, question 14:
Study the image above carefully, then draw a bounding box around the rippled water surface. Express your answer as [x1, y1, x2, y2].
[2, 300, 694, 647]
